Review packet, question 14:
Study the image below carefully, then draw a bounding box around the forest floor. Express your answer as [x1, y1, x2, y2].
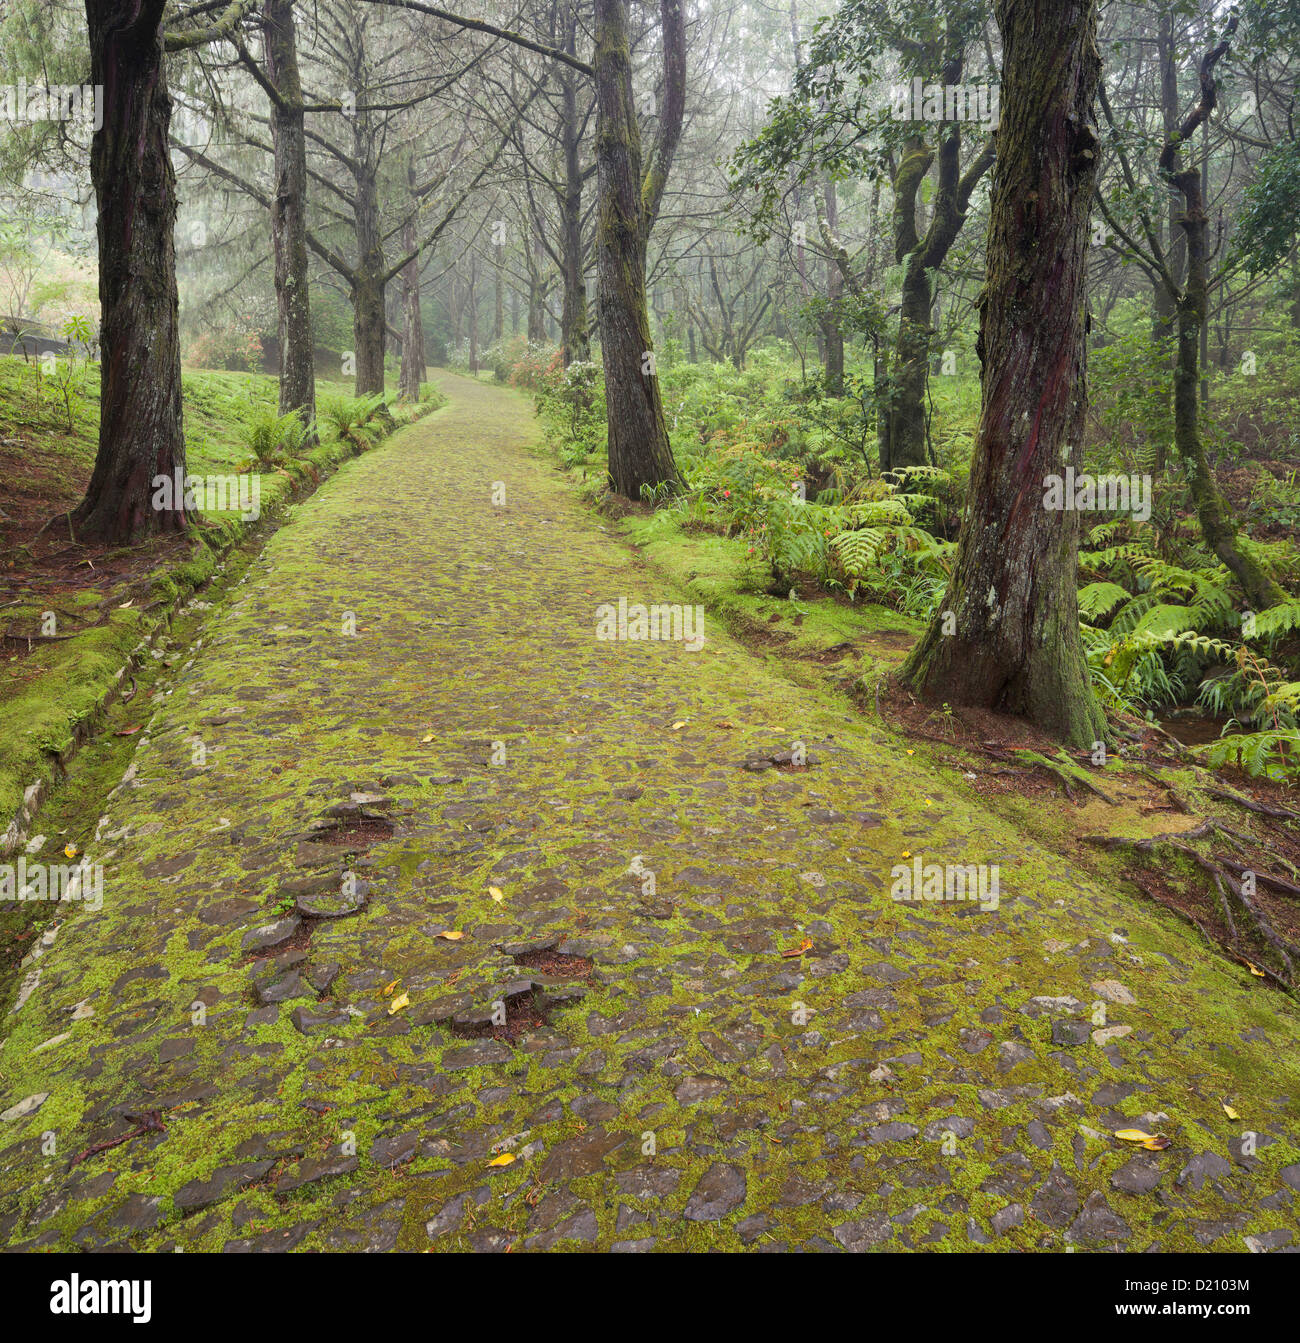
[1, 371, 1298, 1252]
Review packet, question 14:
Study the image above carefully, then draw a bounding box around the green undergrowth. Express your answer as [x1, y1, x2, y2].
[0, 359, 444, 837]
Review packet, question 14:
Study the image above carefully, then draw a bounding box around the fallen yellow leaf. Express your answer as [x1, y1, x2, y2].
[388, 991, 410, 1015]
[64, 844, 77, 859]
[421, 733, 434, 743]
[380, 979, 398, 997]
[1140, 1135, 1172, 1151]
[487, 1153, 516, 1167]
[781, 937, 813, 960]
[1222, 1102, 1240, 1121]
[436, 930, 464, 940]
[1247, 962, 1266, 977]
[671, 720, 687, 730]
[488, 886, 505, 903]
[1114, 1129, 1156, 1143]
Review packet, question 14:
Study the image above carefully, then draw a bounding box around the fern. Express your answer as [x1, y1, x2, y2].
[320, 393, 387, 448]
[1078, 581, 1131, 621]
[1252, 600, 1300, 639]
[244, 407, 309, 465]
[1198, 730, 1299, 783]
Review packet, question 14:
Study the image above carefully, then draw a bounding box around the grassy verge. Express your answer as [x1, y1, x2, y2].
[0, 357, 445, 845]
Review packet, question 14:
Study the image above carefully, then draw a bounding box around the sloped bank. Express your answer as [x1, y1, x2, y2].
[1, 389, 445, 859]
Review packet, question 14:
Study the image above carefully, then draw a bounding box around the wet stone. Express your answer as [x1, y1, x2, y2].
[289, 1005, 350, 1035]
[526, 1210, 598, 1249]
[276, 1152, 359, 1193]
[1244, 1229, 1292, 1253]
[252, 965, 311, 1006]
[869, 1122, 919, 1144]
[683, 1162, 747, 1222]
[539, 1128, 627, 1181]
[307, 962, 341, 994]
[833, 1212, 890, 1251]
[442, 1041, 513, 1069]
[1068, 1191, 1131, 1245]
[1050, 1019, 1091, 1048]
[106, 1193, 165, 1233]
[1029, 1165, 1080, 1230]
[296, 880, 369, 919]
[675, 1076, 729, 1105]
[241, 916, 301, 953]
[175, 1160, 275, 1214]
[371, 1132, 418, 1168]
[1178, 1152, 1233, 1192]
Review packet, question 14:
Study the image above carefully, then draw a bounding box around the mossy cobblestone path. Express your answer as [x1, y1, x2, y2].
[2, 372, 1299, 1252]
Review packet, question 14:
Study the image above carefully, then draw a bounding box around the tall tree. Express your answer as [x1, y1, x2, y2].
[73, 0, 254, 545]
[901, 0, 1107, 747]
[594, 0, 684, 496]
[261, 0, 314, 425]
[1096, 11, 1285, 611]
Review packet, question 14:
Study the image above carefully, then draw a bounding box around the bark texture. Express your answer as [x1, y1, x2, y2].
[901, 0, 1107, 747]
[74, 0, 187, 543]
[263, 0, 315, 427]
[594, 0, 680, 498]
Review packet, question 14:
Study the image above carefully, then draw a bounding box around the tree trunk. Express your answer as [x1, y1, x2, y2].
[887, 249, 934, 471]
[399, 203, 424, 401]
[822, 179, 844, 395]
[527, 229, 547, 342]
[353, 265, 386, 396]
[467, 256, 479, 374]
[264, 0, 315, 430]
[493, 257, 504, 344]
[559, 21, 590, 366]
[1172, 160, 1284, 610]
[882, 139, 933, 473]
[351, 147, 386, 395]
[1158, 19, 1282, 611]
[73, 0, 187, 544]
[901, 0, 1107, 749]
[594, 0, 679, 498]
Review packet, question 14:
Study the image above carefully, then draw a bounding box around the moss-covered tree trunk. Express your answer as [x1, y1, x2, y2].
[594, 0, 680, 498]
[822, 180, 844, 395]
[1159, 26, 1284, 612]
[559, 21, 590, 367]
[887, 248, 936, 471]
[263, 0, 315, 430]
[73, 0, 188, 544]
[467, 256, 479, 375]
[351, 136, 386, 397]
[882, 81, 995, 473]
[901, 0, 1107, 748]
[398, 200, 425, 402]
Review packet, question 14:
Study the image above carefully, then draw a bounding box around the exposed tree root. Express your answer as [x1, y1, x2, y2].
[1202, 785, 1300, 824]
[1011, 748, 1117, 804]
[1083, 819, 1298, 988]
